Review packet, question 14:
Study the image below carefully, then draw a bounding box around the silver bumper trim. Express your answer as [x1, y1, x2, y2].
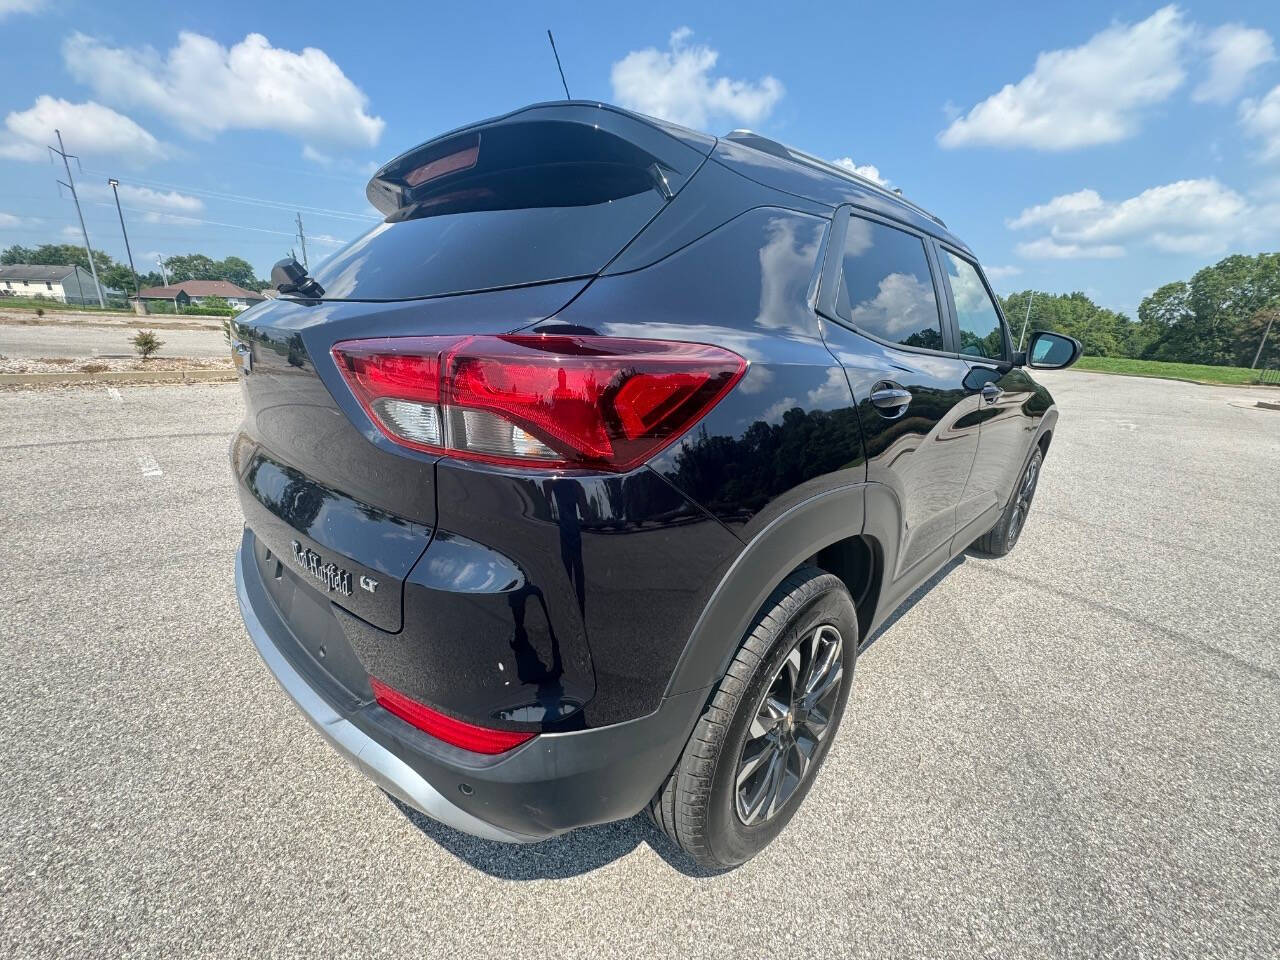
[235, 543, 538, 844]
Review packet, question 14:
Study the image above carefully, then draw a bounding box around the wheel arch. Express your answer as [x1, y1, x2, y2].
[665, 483, 884, 697]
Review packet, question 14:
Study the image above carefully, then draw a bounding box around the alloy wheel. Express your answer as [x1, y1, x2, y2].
[735, 624, 844, 825]
[1006, 450, 1042, 549]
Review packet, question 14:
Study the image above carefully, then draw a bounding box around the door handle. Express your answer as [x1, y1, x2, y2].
[870, 385, 912, 416]
[981, 383, 1003, 403]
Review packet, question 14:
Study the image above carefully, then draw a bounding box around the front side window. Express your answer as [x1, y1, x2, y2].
[939, 251, 1007, 361]
[836, 216, 944, 351]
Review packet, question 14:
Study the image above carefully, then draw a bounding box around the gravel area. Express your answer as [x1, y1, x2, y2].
[0, 371, 1276, 958]
[0, 355, 233, 374]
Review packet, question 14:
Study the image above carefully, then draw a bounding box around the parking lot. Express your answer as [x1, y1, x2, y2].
[1, 370, 1277, 958]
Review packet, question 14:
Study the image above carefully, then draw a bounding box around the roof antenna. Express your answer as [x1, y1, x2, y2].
[547, 29, 571, 100]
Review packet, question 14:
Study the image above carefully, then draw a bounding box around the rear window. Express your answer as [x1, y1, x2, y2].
[307, 121, 669, 301]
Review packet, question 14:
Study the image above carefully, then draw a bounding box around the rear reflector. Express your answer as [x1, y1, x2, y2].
[369, 677, 535, 755]
[332, 335, 746, 472]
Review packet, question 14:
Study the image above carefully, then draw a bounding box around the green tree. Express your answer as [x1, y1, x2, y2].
[99, 263, 138, 295]
[160, 253, 265, 290]
[1001, 290, 1135, 357]
[216, 256, 262, 290]
[1138, 254, 1280, 367]
[1, 242, 116, 275]
[162, 253, 219, 283]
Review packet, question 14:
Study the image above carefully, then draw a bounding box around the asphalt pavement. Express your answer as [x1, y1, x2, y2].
[0, 370, 1277, 958]
[0, 322, 228, 359]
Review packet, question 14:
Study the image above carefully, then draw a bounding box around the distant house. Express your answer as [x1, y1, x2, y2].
[136, 280, 267, 312]
[0, 263, 109, 305]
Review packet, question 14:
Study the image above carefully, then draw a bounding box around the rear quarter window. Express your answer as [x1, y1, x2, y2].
[836, 216, 944, 351]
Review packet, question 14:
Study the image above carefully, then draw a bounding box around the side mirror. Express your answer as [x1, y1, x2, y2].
[1025, 330, 1082, 370]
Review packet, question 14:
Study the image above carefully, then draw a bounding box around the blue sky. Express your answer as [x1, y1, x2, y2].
[1, 1, 1278, 315]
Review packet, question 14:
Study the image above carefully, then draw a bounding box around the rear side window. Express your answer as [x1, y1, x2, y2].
[308, 121, 669, 301]
[938, 250, 1007, 361]
[836, 216, 944, 351]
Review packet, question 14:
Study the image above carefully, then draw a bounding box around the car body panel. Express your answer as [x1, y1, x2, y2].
[229, 100, 1067, 843]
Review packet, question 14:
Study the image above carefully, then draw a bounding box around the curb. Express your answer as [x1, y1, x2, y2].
[0, 369, 237, 386]
[1070, 366, 1280, 389]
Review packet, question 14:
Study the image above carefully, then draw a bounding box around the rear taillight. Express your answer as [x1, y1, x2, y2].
[369, 677, 535, 754]
[332, 335, 746, 472]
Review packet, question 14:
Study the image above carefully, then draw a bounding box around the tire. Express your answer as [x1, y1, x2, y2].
[971, 445, 1044, 558]
[648, 566, 857, 869]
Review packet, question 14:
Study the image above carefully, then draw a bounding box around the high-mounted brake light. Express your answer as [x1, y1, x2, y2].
[332, 335, 746, 472]
[369, 677, 535, 755]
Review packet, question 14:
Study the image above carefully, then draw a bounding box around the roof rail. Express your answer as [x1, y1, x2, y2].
[723, 130, 946, 228]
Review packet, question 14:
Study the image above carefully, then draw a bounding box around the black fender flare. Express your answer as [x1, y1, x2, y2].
[665, 483, 868, 697]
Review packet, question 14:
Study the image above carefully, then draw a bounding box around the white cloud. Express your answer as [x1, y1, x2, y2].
[939, 6, 1191, 150]
[611, 27, 783, 129]
[64, 31, 385, 147]
[301, 144, 333, 166]
[1193, 24, 1275, 103]
[0, 0, 46, 19]
[84, 182, 203, 214]
[1241, 84, 1280, 161]
[1011, 178, 1252, 258]
[0, 96, 166, 164]
[1015, 238, 1126, 260]
[0, 212, 22, 227]
[119, 184, 201, 213]
[983, 264, 1022, 281]
[1006, 189, 1104, 229]
[832, 157, 890, 187]
[141, 211, 201, 226]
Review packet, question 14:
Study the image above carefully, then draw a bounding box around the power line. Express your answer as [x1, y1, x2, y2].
[79, 167, 380, 223]
[83, 200, 346, 244]
[48, 130, 105, 308]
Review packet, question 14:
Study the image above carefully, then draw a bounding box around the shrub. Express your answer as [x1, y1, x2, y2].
[131, 330, 163, 359]
[79, 362, 109, 373]
[35, 307, 44, 317]
[179, 305, 234, 317]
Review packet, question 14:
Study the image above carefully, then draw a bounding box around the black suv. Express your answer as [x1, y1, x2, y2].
[230, 101, 1080, 869]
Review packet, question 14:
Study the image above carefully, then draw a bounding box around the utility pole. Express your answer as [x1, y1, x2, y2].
[295, 212, 309, 271]
[1017, 291, 1036, 352]
[1251, 308, 1276, 369]
[107, 178, 140, 300]
[156, 255, 169, 286]
[49, 129, 105, 308]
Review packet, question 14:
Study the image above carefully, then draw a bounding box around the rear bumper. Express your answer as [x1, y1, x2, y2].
[235, 530, 708, 841]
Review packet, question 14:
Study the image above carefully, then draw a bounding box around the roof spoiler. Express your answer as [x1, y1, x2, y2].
[366, 101, 715, 217]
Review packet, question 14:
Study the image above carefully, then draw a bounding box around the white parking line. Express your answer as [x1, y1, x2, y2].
[136, 452, 163, 477]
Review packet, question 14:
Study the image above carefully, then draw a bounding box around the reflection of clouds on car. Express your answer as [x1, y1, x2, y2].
[939, 251, 1005, 359]
[843, 216, 874, 257]
[849, 271, 939, 341]
[837, 216, 945, 350]
[753, 215, 826, 333]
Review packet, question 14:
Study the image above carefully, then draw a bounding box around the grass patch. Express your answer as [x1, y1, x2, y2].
[0, 298, 131, 314]
[1074, 355, 1277, 386]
